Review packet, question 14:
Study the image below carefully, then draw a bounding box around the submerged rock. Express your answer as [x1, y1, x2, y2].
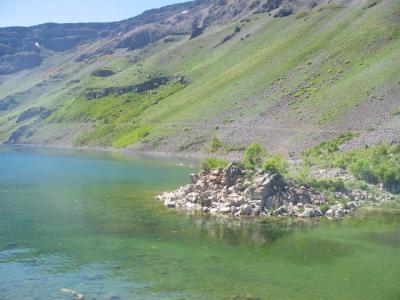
[60, 288, 84, 300]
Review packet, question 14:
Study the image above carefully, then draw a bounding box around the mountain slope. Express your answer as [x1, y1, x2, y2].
[0, 0, 399, 156]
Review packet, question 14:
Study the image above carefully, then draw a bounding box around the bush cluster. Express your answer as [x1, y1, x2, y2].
[243, 143, 288, 175]
[202, 157, 228, 172]
[302, 133, 400, 192]
[334, 144, 400, 190]
[202, 142, 289, 176]
[242, 142, 265, 169]
[301, 132, 354, 166]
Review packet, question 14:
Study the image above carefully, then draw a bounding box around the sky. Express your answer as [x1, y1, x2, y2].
[0, 0, 182, 28]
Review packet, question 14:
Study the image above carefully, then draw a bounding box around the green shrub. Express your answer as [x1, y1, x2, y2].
[209, 136, 224, 153]
[311, 178, 347, 192]
[301, 132, 354, 166]
[391, 108, 400, 116]
[262, 154, 289, 175]
[243, 143, 265, 169]
[348, 159, 376, 183]
[202, 158, 228, 172]
[332, 143, 400, 191]
[317, 3, 343, 12]
[320, 203, 331, 214]
[296, 11, 309, 19]
[364, 0, 379, 9]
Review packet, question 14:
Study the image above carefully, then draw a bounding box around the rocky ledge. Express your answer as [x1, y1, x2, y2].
[156, 162, 393, 219]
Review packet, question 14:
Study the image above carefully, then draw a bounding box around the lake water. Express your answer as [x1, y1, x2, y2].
[0, 146, 399, 300]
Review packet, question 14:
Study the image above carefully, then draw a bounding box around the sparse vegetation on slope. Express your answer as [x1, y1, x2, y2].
[0, 0, 399, 154]
[48, 81, 186, 146]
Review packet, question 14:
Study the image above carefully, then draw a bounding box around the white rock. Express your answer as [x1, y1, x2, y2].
[219, 206, 231, 213]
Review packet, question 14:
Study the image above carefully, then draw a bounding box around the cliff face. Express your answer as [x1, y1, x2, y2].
[0, 0, 327, 74]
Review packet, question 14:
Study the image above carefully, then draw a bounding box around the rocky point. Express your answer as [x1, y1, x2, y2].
[156, 162, 391, 219]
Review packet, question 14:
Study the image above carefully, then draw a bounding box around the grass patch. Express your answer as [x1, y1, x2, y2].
[391, 108, 400, 116]
[75, 125, 115, 146]
[296, 11, 309, 19]
[51, 82, 185, 147]
[207, 136, 246, 153]
[50, 82, 185, 125]
[317, 3, 343, 12]
[112, 125, 152, 148]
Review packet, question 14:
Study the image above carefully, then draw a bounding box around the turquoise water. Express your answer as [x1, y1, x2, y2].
[0, 146, 399, 300]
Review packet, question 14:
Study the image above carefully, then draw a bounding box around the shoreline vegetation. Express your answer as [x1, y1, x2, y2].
[3, 134, 400, 220]
[157, 134, 400, 219]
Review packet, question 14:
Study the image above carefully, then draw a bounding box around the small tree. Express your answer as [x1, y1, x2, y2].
[243, 143, 265, 169]
[210, 136, 223, 153]
[262, 154, 289, 175]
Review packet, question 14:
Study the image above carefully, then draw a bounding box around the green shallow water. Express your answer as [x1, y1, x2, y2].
[0, 146, 399, 300]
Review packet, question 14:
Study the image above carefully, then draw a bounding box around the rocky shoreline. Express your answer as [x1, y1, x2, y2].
[156, 162, 393, 219]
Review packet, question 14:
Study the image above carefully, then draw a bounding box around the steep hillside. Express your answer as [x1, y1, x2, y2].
[0, 0, 399, 156]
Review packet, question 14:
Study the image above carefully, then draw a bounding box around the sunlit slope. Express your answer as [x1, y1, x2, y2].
[0, 0, 399, 154]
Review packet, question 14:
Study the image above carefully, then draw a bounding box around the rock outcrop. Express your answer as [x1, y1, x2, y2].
[157, 163, 349, 218]
[16, 107, 52, 123]
[7, 125, 34, 143]
[157, 162, 394, 219]
[0, 95, 18, 111]
[91, 69, 115, 77]
[0, 0, 329, 74]
[83, 76, 186, 99]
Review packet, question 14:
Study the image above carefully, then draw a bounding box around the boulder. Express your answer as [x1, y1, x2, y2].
[239, 204, 253, 215]
[219, 206, 231, 214]
[200, 191, 213, 206]
[223, 162, 242, 187]
[189, 173, 199, 184]
[227, 194, 245, 206]
[209, 174, 223, 184]
[195, 179, 208, 191]
[165, 200, 176, 208]
[186, 192, 200, 203]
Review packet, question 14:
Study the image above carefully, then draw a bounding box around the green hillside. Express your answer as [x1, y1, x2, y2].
[0, 0, 399, 155]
